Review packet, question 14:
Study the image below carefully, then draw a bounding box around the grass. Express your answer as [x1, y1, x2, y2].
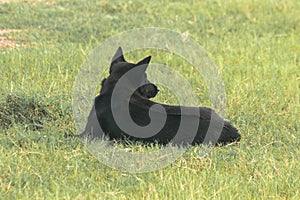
[0, 0, 299, 199]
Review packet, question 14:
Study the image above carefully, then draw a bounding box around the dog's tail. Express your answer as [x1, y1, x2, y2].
[218, 121, 241, 145]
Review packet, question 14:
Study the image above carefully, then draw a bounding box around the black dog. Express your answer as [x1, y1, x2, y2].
[80, 47, 241, 146]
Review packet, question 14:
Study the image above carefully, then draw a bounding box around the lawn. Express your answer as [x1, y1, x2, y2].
[0, 0, 299, 199]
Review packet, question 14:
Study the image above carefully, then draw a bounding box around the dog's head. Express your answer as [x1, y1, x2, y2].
[100, 47, 159, 98]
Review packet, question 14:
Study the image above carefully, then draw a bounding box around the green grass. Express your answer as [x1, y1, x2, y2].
[0, 0, 299, 199]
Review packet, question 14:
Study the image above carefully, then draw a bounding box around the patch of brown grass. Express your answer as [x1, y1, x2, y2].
[0, 29, 25, 48]
[0, 0, 56, 5]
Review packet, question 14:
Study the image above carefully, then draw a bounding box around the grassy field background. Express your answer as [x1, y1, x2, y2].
[0, 0, 299, 199]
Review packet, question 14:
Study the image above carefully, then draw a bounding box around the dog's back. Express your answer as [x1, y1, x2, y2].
[96, 88, 240, 145]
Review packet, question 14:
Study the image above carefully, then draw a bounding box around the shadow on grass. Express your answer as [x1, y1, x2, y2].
[0, 93, 71, 131]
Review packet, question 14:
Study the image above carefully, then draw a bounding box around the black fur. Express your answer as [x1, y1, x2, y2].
[80, 47, 241, 146]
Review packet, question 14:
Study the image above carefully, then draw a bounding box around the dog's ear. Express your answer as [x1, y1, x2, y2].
[136, 56, 151, 71]
[111, 47, 125, 66]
